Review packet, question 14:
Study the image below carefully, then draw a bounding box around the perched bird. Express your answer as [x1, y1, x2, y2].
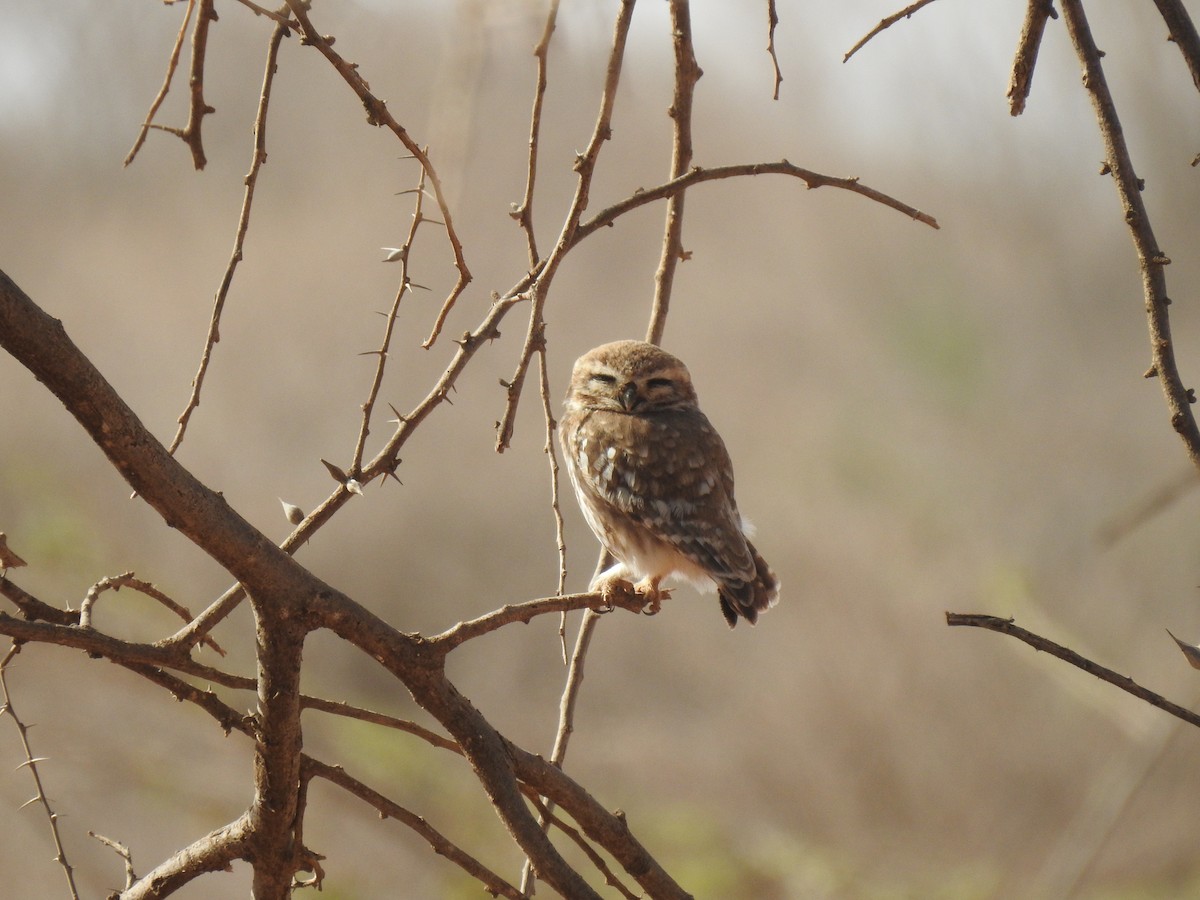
[559, 340, 778, 627]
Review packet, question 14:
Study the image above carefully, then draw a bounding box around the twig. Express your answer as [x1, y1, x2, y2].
[169, 16, 289, 455]
[233, 0, 294, 25]
[78, 571, 226, 655]
[765, 0, 784, 100]
[526, 792, 640, 900]
[1058, 0, 1200, 469]
[577, 161, 940, 240]
[0, 644, 80, 900]
[0, 577, 78, 626]
[537, 346, 569, 602]
[495, 0, 639, 454]
[946, 613, 1200, 729]
[520, 563, 608, 895]
[282, 0, 472, 348]
[843, 0, 943, 63]
[430, 591, 643, 653]
[511, 0, 561, 267]
[351, 163, 430, 475]
[1008, 0, 1058, 116]
[646, 0, 701, 346]
[89, 832, 138, 891]
[1151, 0, 1200, 93]
[303, 757, 524, 899]
[180, 0, 218, 170]
[300, 695, 460, 753]
[124, 0, 196, 166]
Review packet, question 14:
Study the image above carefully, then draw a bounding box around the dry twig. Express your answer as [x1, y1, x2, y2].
[169, 16, 289, 454]
[0, 644, 79, 900]
[946, 614, 1200, 729]
[844, 0, 943, 63]
[1008, 0, 1058, 116]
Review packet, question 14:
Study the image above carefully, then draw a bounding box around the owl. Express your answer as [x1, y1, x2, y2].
[559, 340, 779, 627]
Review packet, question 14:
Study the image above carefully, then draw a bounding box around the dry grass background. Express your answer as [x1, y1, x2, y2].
[2, 0, 1200, 897]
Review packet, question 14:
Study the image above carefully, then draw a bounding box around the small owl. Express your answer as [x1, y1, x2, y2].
[559, 340, 779, 627]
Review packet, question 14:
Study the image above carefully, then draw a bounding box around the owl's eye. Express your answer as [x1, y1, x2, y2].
[646, 377, 674, 390]
[590, 373, 617, 386]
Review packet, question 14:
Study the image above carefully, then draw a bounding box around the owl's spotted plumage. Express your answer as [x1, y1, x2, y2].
[559, 340, 779, 627]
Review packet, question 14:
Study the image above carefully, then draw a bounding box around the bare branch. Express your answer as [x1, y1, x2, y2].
[511, 0, 561, 266]
[1057, 0, 1200, 469]
[79, 571, 225, 656]
[303, 757, 524, 899]
[88, 832, 138, 892]
[1151, 0, 1200, 94]
[1008, 0, 1058, 116]
[495, 0, 639, 453]
[946, 613, 1200, 730]
[537, 346, 569, 600]
[351, 163, 430, 475]
[0, 644, 80, 900]
[122, 814, 252, 900]
[577, 161, 940, 242]
[180, 0, 218, 170]
[124, 0, 196, 166]
[281, 0, 472, 348]
[429, 591, 644, 653]
[646, 0, 701, 346]
[169, 17, 288, 454]
[765, 0, 784, 100]
[843, 0, 943, 63]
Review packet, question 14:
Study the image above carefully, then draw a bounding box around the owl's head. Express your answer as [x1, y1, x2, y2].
[565, 340, 698, 414]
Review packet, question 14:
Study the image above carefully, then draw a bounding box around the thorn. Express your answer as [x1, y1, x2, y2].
[280, 499, 305, 525]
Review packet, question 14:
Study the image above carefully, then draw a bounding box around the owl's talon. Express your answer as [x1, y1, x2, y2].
[635, 584, 671, 616]
[594, 576, 636, 614]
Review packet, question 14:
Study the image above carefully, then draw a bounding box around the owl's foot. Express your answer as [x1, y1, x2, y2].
[594, 575, 636, 614]
[633, 579, 672, 616]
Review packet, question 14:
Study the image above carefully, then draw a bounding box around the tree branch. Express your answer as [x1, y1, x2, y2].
[646, 0, 701, 346]
[946, 613, 1200, 729]
[1057, 0, 1199, 470]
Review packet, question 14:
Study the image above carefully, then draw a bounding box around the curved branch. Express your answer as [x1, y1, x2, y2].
[577, 161, 939, 241]
[844, 0, 943, 63]
[122, 815, 252, 900]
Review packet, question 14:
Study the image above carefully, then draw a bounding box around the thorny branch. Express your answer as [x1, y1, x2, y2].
[169, 15, 289, 454]
[282, 0, 471, 349]
[0, 644, 79, 900]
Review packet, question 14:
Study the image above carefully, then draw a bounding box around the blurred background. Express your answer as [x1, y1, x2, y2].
[3, 0, 1200, 897]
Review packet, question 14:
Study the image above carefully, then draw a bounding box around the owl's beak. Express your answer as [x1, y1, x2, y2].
[620, 382, 639, 411]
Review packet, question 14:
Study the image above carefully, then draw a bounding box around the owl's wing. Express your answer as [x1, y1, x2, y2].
[576, 408, 757, 583]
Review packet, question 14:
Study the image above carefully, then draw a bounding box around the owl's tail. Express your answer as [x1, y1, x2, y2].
[717, 542, 779, 627]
